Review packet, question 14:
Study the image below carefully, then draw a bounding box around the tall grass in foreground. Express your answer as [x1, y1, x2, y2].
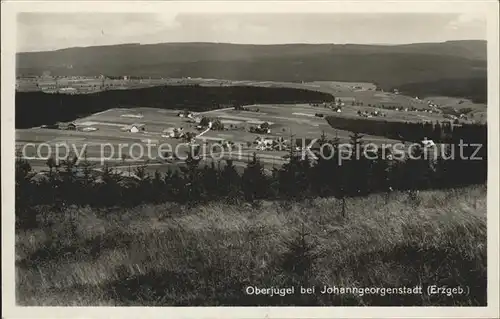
[16, 185, 487, 306]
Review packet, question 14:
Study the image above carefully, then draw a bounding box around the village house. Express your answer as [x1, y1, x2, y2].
[56, 122, 77, 130]
[163, 127, 184, 138]
[124, 123, 146, 133]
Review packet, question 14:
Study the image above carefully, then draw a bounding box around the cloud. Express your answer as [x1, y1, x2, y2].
[16, 12, 487, 52]
[446, 13, 486, 30]
[17, 13, 182, 51]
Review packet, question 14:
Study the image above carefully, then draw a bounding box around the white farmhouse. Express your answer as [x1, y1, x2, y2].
[124, 123, 146, 133]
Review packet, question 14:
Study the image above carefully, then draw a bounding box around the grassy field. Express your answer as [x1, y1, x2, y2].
[16, 185, 487, 306]
[15, 97, 485, 177]
[16, 77, 377, 94]
[15, 103, 400, 174]
[422, 96, 487, 123]
[16, 77, 487, 117]
[202, 104, 401, 144]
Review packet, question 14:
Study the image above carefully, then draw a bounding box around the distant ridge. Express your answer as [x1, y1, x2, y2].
[16, 40, 486, 93]
[18, 40, 486, 54]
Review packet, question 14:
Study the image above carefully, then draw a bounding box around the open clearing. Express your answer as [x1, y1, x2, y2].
[16, 77, 487, 123]
[15, 105, 297, 172]
[16, 98, 457, 174]
[17, 77, 485, 104]
[16, 77, 486, 174]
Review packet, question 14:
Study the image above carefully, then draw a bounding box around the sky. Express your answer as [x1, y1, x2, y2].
[17, 12, 487, 52]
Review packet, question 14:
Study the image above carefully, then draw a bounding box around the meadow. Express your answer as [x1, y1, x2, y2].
[15, 102, 400, 176]
[16, 185, 487, 306]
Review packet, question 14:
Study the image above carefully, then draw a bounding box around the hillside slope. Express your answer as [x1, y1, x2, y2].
[16, 40, 486, 66]
[15, 85, 335, 128]
[16, 41, 486, 85]
[16, 185, 487, 306]
[16, 41, 487, 102]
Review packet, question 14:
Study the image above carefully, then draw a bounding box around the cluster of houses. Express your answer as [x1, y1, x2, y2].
[249, 125, 271, 134]
[357, 110, 386, 118]
[247, 121, 271, 134]
[426, 100, 439, 109]
[443, 114, 468, 122]
[177, 111, 195, 119]
[162, 127, 185, 138]
[375, 104, 410, 112]
[17, 75, 159, 93]
[371, 103, 442, 116]
[249, 132, 438, 160]
[41, 122, 77, 130]
[162, 126, 202, 143]
[234, 105, 261, 112]
[310, 97, 363, 113]
[18, 80, 102, 94]
[38, 87, 79, 95]
[310, 100, 345, 112]
[177, 111, 205, 124]
[40, 121, 101, 132]
[443, 111, 470, 122]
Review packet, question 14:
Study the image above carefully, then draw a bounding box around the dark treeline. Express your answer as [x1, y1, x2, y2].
[16, 123, 487, 229]
[15, 86, 335, 128]
[326, 116, 486, 143]
[393, 77, 487, 104]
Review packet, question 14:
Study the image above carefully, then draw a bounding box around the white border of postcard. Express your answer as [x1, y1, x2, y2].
[2, 1, 499, 318]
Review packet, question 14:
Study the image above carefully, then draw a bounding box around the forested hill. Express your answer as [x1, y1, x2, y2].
[17, 41, 486, 88]
[393, 77, 487, 104]
[17, 40, 486, 67]
[15, 85, 335, 128]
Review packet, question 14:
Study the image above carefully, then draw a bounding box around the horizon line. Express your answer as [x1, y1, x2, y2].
[17, 39, 487, 54]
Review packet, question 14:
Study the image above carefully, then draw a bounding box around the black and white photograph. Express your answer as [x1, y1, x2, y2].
[2, 1, 499, 318]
